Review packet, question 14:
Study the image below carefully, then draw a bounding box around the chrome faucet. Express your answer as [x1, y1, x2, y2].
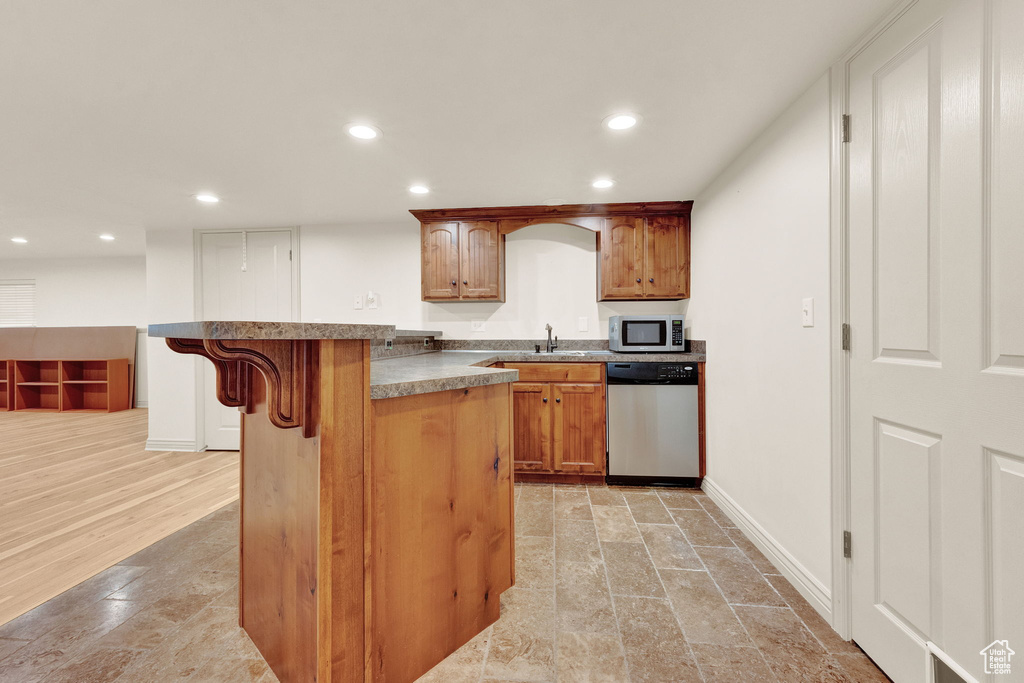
[545, 324, 558, 353]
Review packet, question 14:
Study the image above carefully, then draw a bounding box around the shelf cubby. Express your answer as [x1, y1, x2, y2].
[61, 382, 111, 412]
[0, 361, 9, 411]
[15, 360, 60, 385]
[16, 384, 61, 411]
[61, 360, 110, 383]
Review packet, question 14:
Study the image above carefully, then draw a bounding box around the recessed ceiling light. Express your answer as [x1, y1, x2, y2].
[347, 123, 381, 140]
[11, 237, 27, 244]
[409, 185, 430, 194]
[604, 113, 639, 130]
[99, 234, 115, 241]
[592, 179, 615, 189]
[195, 193, 220, 204]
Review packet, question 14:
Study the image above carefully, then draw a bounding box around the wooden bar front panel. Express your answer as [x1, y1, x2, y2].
[241, 367, 320, 683]
[368, 383, 514, 683]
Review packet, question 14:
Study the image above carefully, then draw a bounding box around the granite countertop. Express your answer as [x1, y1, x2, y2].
[148, 321, 439, 341]
[370, 349, 706, 399]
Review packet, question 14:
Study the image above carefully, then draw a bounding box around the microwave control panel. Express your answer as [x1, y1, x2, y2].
[671, 319, 684, 346]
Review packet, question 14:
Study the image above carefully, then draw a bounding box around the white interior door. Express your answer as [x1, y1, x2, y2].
[199, 230, 294, 450]
[848, 1, 1024, 681]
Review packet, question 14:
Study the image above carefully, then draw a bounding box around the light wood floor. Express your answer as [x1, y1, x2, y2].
[0, 408, 238, 626]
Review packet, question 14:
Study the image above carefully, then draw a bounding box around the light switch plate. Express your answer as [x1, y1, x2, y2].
[367, 291, 379, 310]
[578, 316, 589, 332]
[471, 320, 485, 332]
[353, 295, 363, 310]
[802, 297, 814, 327]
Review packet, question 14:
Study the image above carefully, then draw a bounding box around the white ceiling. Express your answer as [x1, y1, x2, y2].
[0, 0, 893, 259]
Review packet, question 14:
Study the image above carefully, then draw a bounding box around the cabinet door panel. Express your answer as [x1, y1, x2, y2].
[459, 221, 502, 299]
[421, 223, 460, 300]
[512, 383, 552, 472]
[552, 383, 605, 474]
[599, 217, 644, 300]
[644, 215, 690, 299]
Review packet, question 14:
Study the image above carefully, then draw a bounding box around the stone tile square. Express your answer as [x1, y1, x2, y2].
[658, 569, 750, 646]
[592, 506, 641, 543]
[601, 542, 665, 597]
[638, 523, 703, 570]
[671, 508, 734, 547]
[695, 546, 785, 606]
[690, 643, 775, 682]
[555, 631, 628, 682]
[622, 492, 674, 524]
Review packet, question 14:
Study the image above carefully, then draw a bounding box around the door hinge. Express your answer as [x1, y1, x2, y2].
[841, 323, 851, 351]
[289, 249, 293, 261]
[841, 114, 851, 143]
[843, 530, 852, 558]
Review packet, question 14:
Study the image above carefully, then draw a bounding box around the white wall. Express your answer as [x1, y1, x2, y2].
[687, 74, 833, 611]
[144, 229, 199, 450]
[301, 222, 684, 338]
[0, 255, 149, 403]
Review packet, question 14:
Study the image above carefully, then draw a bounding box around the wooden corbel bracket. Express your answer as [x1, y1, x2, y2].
[165, 338, 249, 409]
[201, 339, 319, 438]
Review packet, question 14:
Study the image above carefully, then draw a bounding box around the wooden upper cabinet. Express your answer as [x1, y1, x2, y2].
[459, 221, 502, 299]
[551, 383, 605, 473]
[512, 382, 552, 472]
[420, 221, 504, 301]
[421, 222, 460, 300]
[599, 217, 644, 300]
[600, 215, 691, 301]
[644, 215, 690, 299]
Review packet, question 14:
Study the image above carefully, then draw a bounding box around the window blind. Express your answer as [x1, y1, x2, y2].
[0, 279, 36, 327]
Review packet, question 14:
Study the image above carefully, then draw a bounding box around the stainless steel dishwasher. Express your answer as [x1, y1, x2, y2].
[605, 362, 701, 487]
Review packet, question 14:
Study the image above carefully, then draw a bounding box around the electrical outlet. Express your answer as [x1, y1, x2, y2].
[802, 297, 815, 327]
[423, 338, 431, 348]
[471, 320, 485, 332]
[353, 295, 363, 310]
[578, 316, 589, 332]
[384, 338, 393, 350]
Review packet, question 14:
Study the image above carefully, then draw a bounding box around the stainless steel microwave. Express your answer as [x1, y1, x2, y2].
[608, 315, 686, 352]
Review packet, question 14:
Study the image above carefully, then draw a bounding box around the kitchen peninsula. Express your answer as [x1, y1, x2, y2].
[149, 322, 516, 683]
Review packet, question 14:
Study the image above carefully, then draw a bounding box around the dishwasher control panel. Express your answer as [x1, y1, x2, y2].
[606, 362, 699, 385]
[657, 364, 696, 380]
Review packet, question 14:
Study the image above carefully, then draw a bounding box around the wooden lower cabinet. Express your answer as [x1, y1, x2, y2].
[507, 364, 606, 483]
[512, 382, 552, 471]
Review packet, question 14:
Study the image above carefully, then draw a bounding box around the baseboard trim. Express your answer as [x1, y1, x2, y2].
[136, 400, 149, 408]
[701, 477, 832, 622]
[145, 439, 201, 452]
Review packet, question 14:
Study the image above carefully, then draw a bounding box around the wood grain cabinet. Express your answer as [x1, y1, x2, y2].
[599, 214, 690, 301]
[504, 363, 606, 483]
[421, 220, 504, 301]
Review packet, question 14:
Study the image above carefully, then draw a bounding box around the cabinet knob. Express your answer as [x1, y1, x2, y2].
[463, 280, 468, 285]
[635, 278, 641, 283]
[555, 398, 561, 403]
[451, 280, 456, 286]
[542, 397, 548, 403]
[649, 278, 655, 283]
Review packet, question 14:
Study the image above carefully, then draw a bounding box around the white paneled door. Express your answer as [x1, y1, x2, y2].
[199, 230, 294, 451]
[847, 0, 1024, 680]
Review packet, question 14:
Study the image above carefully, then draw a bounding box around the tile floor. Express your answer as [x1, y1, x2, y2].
[0, 484, 890, 682]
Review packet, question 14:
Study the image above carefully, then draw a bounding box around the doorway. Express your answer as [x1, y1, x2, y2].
[195, 229, 298, 450]
[839, 0, 1024, 680]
